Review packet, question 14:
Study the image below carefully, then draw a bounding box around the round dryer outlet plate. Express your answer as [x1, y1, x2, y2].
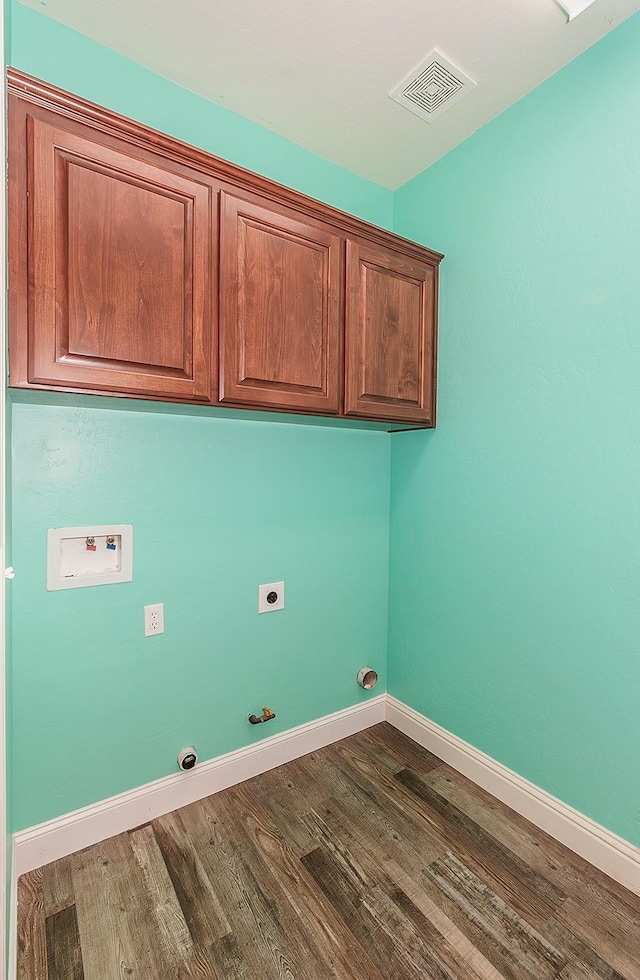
[258, 581, 285, 613]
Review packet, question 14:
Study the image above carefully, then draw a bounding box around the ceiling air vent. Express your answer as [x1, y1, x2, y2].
[389, 50, 476, 124]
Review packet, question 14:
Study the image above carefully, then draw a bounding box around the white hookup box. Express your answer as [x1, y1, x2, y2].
[47, 524, 133, 590]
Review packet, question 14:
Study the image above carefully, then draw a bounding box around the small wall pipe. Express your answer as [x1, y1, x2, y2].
[177, 747, 198, 770]
[248, 707, 276, 725]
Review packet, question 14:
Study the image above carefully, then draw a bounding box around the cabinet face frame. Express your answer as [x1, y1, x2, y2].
[344, 239, 438, 425]
[218, 190, 343, 414]
[9, 94, 216, 403]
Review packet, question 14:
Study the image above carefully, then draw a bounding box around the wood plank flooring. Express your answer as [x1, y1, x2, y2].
[17, 723, 640, 980]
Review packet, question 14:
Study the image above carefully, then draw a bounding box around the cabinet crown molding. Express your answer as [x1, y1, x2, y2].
[7, 68, 443, 266]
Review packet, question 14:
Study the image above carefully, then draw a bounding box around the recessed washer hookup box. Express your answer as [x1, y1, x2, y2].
[47, 524, 133, 590]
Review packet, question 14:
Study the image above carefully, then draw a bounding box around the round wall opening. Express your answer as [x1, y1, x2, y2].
[357, 666, 378, 690]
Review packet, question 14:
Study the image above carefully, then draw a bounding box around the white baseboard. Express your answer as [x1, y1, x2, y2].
[14, 695, 386, 875]
[13, 693, 640, 902]
[386, 695, 640, 897]
[7, 840, 17, 980]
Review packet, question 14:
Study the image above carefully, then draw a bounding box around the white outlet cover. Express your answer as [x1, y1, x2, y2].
[144, 602, 165, 636]
[258, 581, 285, 613]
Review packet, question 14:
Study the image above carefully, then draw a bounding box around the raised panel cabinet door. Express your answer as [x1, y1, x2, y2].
[345, 240, 438, 425]
[12, 105, 213, 401]
[219, 191, 342, 413]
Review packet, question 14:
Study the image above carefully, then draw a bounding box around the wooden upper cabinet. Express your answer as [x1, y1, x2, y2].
[9, 97, 214, 401]
[345, 239, 438, 424]
[8, 72, 443, 426]
[219, 191, 342, 414]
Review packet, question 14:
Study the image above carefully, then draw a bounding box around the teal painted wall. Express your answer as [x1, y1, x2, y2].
[390, 13, 640, 845]
[11, 398, 389, 828]
[10, 1, 393, 229]
[3, 0, 9, 60]
[9, 0, 640, 851]
[8, 5, 391, 829]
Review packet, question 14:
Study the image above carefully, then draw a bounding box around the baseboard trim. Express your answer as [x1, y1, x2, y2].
[7, 840, 17, 980]
[13, 693, 640, 900]
[386, 695, 640, 897]
[14, 695, 386, 875]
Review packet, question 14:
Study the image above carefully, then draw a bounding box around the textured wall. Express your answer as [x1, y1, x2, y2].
[390, 13, 640, 845]
[8, 5, 391, 829]
[11, 398, 389, 828]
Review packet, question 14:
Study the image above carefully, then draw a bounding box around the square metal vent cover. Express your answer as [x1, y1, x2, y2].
[389, 49, 476, 124]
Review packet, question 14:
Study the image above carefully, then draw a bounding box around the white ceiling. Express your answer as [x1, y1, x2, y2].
[17, 0, 640, 188]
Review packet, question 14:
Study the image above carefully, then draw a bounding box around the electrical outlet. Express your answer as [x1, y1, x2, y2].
[258, 581, 285, 613]
[144, 602, 164, 636]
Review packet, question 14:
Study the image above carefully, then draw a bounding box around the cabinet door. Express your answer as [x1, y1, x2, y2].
[345, 240, 437, 425]
[219, 191, 342, 414]
[11, 107, 213, 401]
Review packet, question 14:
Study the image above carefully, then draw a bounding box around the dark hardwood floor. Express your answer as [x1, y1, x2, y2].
[17, 723, 640, 979]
